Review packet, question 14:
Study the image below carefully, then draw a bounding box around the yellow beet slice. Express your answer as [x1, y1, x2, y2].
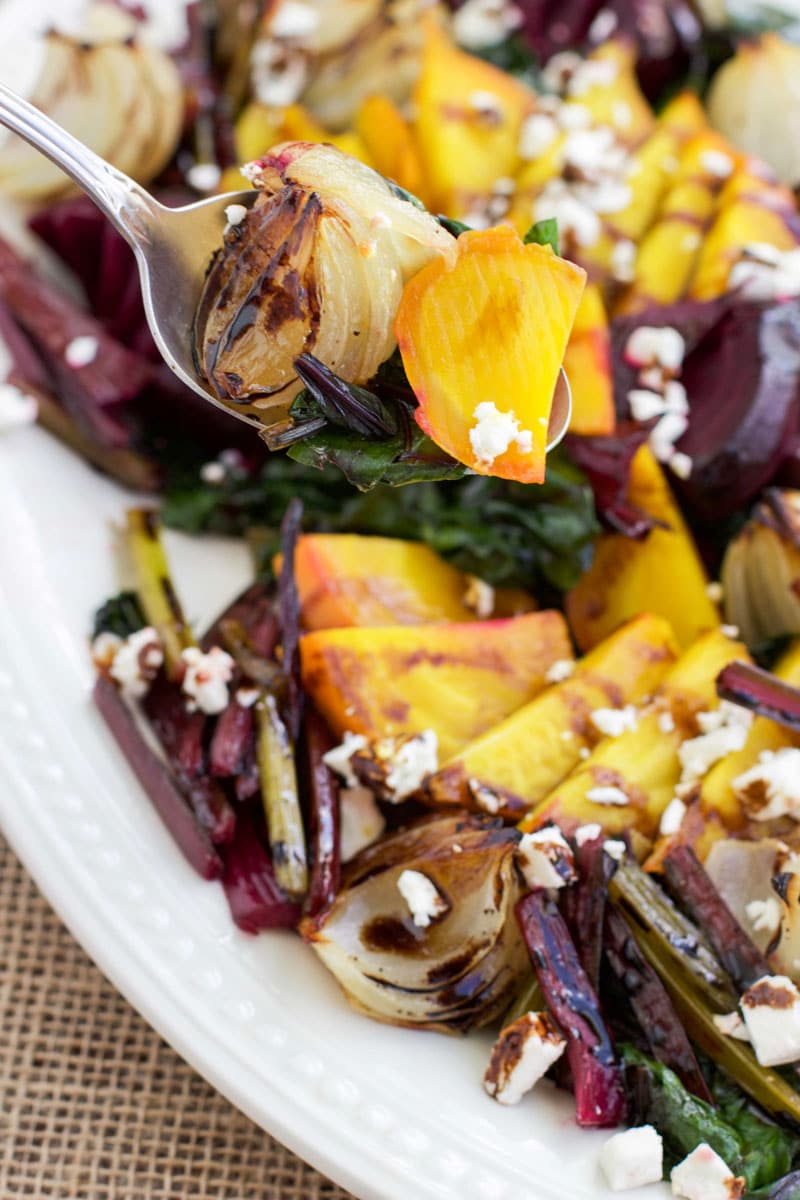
[356, 94, 428, 205]
[567, 447, 719, 651]
[564, 284, 615, 436]
[426, 613, 678, 819]
[395, 226, 586, 483]
[300, 609, 570, 760]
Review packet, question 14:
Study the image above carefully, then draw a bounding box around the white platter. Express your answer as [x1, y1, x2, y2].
[0, 427, 670, 1200]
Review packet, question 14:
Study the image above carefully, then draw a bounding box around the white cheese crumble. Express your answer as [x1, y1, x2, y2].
[678, 702, 753, 786]
[589, 180, 632, 214]
[180, 646, 235, 715]
[590, 705, 638, 738]
[611, 100, 633, 130]
[515, 827, 577, 890]
[109, 627, 164, 700]
[562, 126, 616, 174]
[518, 112, 560, 159]
[533, 184, 601, 248]
[624, 326, 686, 371]
[628, 388, 667, 422]
[658, 710, 676, 734]
[575, 822, 602, 847]
[599, 1125, 663, 1192]
[0, 382, 37, 432]
[463, 575, 495, 618]
[604, 839, 627, 861]
[557, 102, 592, 130]
[713, 1011, 751, 1042]
[468, 89, 503, 119]
[469, 778, 504, 815]
[269, 0, 319, 38]
[541, 51, 583, 94]
[567, 58, 618, 97]
[741, 975, 800, 1066]
[588, 7, 619, 41]
[340, 787, 386, 862]
[721, 624, 740, 639]
[611, 238, 636, 282]
[484, 1012, 566, 1104]
[706, 581, 724, 603]
[734, 747, 800, 821]
[322, 731, 369, 789]
[746, 896, 782, 936]
[700, 149, 734, 179]
[469, 401, 534, 467]
[671, 1144, 744, 1200]
[586, 785, 629, 806]
[728, 245, 800, 301]
[397, 869, 448, 928]
[224, 203, 249, 231]
[384, 730, 438, 800]
[650, 410, 689, 466]
[452, 0, 523, 49]
[545, 658, 575, 684]
[235, 686, 260, 709]
[251, 40, 308, 108]
[200, 461, 226, 484]
[664, 380, 689, 414]
[659, 797, 686, 836]
[669, 451, 693, 481]
[186, 162, 222, 193]
[64, 335, 98, 368]
[91, 631, 122, 672]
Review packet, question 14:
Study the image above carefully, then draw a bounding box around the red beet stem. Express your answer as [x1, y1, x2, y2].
[303, 709, 341, 923]
[209, 699, 255, 779]
[516, 890, 627, 1128]
[278, 499, 303, 742]
[562, 833, 612, 994]
[603, 906, 713, 1102]
[717, 660, 800, 734]
[93, 676, 222, 880]
[220, 809, 300, 934]
[662, 844, 771, 992]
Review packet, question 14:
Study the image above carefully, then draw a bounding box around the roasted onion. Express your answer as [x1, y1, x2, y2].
[301, 813, 528, 1033]
[194, 141, 455, 425]
[721, 490, 800, 647]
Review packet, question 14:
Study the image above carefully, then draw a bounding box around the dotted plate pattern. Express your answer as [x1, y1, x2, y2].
[0, 430, 668, 1200]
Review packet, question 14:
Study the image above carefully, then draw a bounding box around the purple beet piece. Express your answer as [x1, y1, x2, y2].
[93, 675, 222, 880]
[303, 708, 341, 924]
[0, 235, 152, 447]
[566, 421, 657, 537]
[220, 809, 301, 934]
[717, 660, 800, 736]
[278, 498, 304, 742]
[516, 889, 627, 1128]
[209, 699, 256, 779]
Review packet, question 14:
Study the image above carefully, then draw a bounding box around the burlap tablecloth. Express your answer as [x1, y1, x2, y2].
[0, 836, 356, 1199]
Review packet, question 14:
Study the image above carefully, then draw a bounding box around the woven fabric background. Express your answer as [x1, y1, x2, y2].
[0, 836, 355, 1200]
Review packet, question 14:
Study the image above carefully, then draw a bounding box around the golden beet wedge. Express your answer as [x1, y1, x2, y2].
[396, 227, 586, 483]
[526, 627, 750, 840]
[412, 19, 534, 214]
[425, 613, 678, 819]
[300, 609, 571, 761]
[356, 94, 428, 205]
[564, 284, 615, 436]
[286, 533, 507, 630]
[567, 447, 719, 651]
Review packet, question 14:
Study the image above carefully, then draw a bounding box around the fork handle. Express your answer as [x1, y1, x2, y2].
[0, 82, 158, 243]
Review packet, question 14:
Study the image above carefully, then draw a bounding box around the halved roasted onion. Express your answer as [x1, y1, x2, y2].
[721, 490, 800, 646]
[194, 141, 455, 422]
[301, 813, 528, 1033]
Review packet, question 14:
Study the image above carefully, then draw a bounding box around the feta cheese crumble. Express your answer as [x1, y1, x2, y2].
[469, 401, 534, 467]
[604, 839, 627, 861]
[384, 730, 438, 800]
[469, 778, 504, 815]
[706, 581, 724, 603]
[678, 702, 753, 786]
[64, 335, 98, 368]
[186, 162, 222, 192]
[179, 646, 235, 715]
[108, 627, 164, 699]
[224, 203, 249, 230]
[269, 0, 319, 38]
[518, 112, 559, 159]
[599, 1125, 663, 1192]
[659, 797, 686, 836]
[533, 184, 601, 248]
[484, 1012, 566, 1104]
[746, 896, 782, 936]
[515, 827, 577, 890]
[586, 785, 629, 806]
[671, 1144, 744, 1200]
[463, 575, 495, 618]
[340, 787, 386, 862]
[0, 382, 37, 432]
[322, 731, 369, 788]
[740, 975, 800, 1066]
[658, 710, 676, 734]
[545, 658, 575, 684]
[590, 705, 638, 738]
[734, 747, 800, 821]
[397, 869, 448, 928]
[452, 0, 523, 49]
[713, 1011, 751, 1042]
[200, 461, 226, 484]
[700, 149, 734, 179]
[624, 326, 685, 372]
[575, 822, 602, 847]
[627, 388, 667, 422]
